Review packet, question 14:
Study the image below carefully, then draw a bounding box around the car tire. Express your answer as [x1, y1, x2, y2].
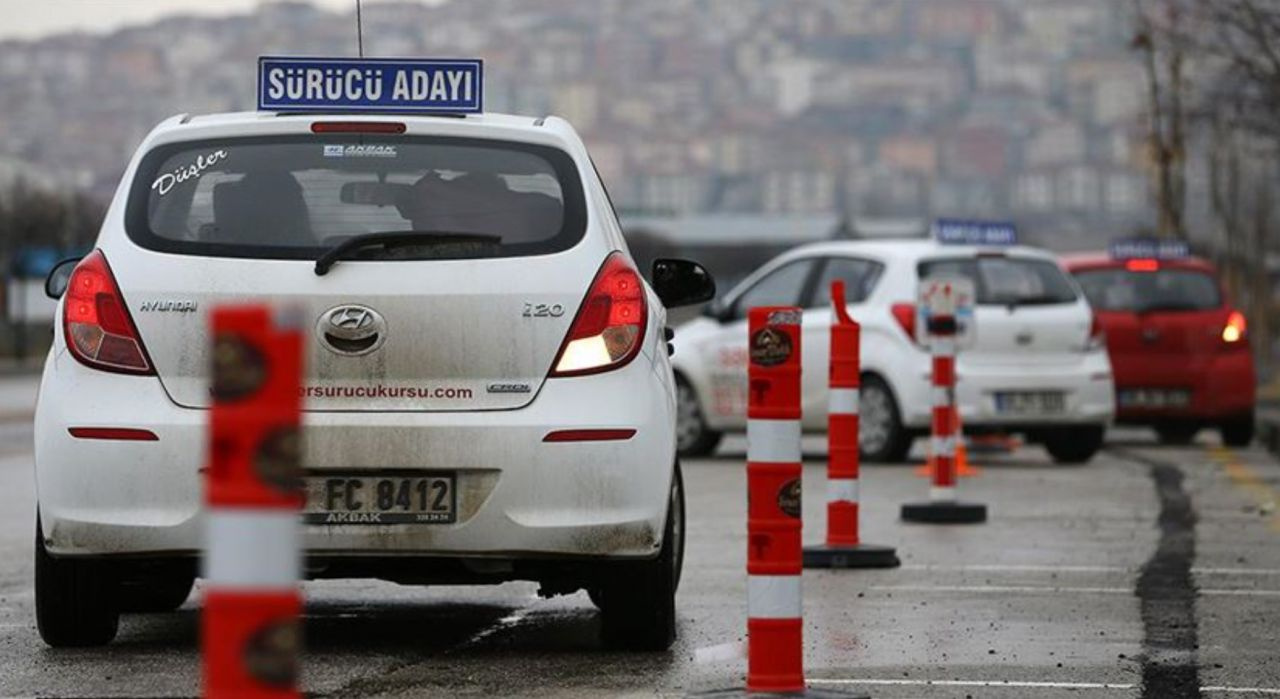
[675, 375, 722, 458]
[119, 569, 195, 613]
[860, 375, 912, 463]
[35, 515, 120, 647]
[1155, 423, 1198, 446]
[1043, 426, 1105, 464]
[1221, 413, 1255, 448]
[594, 461, 683, 651]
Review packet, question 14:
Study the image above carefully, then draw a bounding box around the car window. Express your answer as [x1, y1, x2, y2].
[731, 259, 817, 320]
[126, 135, 585, 260]
[808, 256, 883, 307]
[1073, 268, 1222, 312]
[919, 256, 1077, 306]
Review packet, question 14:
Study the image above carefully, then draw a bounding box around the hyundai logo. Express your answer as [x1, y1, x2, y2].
[317, 304, 387, 356]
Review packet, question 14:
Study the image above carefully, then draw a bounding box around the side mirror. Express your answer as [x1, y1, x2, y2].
[652, 258, 716, 309]
[45, 257, 82, 300]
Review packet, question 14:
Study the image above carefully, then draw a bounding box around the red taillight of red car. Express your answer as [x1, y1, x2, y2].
[890, 303, 917, 343]
[550, 252, 648, 377]
[1125, 258, 1159, 272]
[1222, 310, 1247, 344]
[62, 251, 153, 375]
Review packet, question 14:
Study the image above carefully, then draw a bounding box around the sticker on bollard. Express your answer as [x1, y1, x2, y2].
[804, 280, 899, 569]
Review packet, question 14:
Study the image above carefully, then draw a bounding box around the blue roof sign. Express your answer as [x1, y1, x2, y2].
[258, 57, 483, 113]
[933, 219, 1017, 246]
[1109, 237, 1189, 260]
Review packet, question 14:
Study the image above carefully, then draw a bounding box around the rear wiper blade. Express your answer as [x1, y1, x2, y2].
[1135, 302, 1200, 314]
[1000, 295, 1065, 309]
[314, 231, 501, 276]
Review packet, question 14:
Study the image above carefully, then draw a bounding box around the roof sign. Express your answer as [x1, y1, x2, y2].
[1109, 237, 1189, 260]
[933, 219, 1017, 246]
[258, 57, 483, 114]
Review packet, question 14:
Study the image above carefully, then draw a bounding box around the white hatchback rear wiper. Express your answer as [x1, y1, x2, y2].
[314, 231, 501, 276]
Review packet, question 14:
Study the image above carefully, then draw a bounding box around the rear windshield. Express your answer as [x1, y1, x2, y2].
[918, 256, 1078, 306]
[125, 135, 585, 260]
[1073, 267, 1222, 312]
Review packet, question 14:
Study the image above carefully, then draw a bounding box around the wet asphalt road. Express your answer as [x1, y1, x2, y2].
[1, 375, 1279, 697]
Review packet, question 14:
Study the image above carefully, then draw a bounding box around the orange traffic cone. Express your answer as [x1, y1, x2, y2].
[916, 411, 981, 478]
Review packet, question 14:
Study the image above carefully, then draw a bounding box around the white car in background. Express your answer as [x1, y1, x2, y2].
[672, 238, 1115, 463]
[34, 108, 714, 649]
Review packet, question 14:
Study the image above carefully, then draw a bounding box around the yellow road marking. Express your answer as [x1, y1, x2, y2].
[1211, 447, 1280, 532]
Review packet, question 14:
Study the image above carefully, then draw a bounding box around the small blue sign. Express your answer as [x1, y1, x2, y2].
[1109, 237, 1189, 260]
[258, 56, 483, 113]
[933, 219, 1017, 246]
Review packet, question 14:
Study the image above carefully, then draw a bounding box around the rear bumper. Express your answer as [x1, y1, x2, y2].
[898, 350, 1114, 429]
[1111, 349, 1255, 423]
[35, 349, 676, 560]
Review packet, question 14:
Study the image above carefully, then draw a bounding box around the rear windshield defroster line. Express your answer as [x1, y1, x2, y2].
[124, 134, 587, 261]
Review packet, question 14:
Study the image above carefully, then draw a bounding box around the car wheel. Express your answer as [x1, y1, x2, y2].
[119, 569, 195, 613]
[860, 376, 912, 463]
[1155, 423, 1199, 446]
[675, 375, 722, 458]
[1043, 426, 1105, 464]
[35, 515, 120, 647]
[594, 461, 683, 651]
[1221, 413, 1255, 448]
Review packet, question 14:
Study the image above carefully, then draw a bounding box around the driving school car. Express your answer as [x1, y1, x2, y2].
[1065, 239, 1255, 446]
[672, 222, 1115, 464]
[33, 57, 714, 650]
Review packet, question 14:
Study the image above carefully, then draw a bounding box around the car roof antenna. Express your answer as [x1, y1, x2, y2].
[355, 0, 364, 58]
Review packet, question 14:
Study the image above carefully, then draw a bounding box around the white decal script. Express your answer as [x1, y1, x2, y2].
[151, 149, 228, 197]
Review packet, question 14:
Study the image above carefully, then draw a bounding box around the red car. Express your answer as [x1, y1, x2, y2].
[1065, 246, 1255, 446]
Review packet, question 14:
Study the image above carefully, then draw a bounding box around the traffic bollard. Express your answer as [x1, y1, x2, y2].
[693, 307, 865, 699]
[745, 306, 805, 693]
[803, 281, 898, 569]
[901, 303, 987, 524]
[203, 305, 304, 699]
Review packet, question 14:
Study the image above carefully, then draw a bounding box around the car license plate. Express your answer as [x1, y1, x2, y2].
[1118, 389, 1190, 409]
[303, 475, 456, 525]
[994, 391, 1065, 416]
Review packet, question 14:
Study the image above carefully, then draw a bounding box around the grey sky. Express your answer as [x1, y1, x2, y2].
[0, 0, 428, 40]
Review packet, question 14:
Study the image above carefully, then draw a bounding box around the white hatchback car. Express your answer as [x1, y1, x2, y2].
[672, 238, 1114, 463]
[34, 110, 713, 648]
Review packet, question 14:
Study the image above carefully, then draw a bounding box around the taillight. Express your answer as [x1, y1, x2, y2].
[1126, 259, 1159, 272]
[1085, 312, 1106, 352]
[62, 250, 153, 375]
[550, 252, 648, 377]
[1222, 310, 1247, 343]
[890, 303, 917, 343]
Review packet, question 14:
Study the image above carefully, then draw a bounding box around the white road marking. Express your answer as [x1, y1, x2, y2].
[810, 679, 1280, 695]
[810, 678, 1136, 690]
[457, 599, 539, 649]
[870, 584, 1280, 597]
[900, 563, 1280, 576]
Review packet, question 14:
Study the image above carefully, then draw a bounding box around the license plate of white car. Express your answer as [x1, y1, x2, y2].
[994, 391, 1065, 415]
[303, 475, 456, 525]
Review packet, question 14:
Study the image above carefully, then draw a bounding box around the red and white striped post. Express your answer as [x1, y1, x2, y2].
[804, 281, 899, 568]
[901, 285, 987, 524]
[745, 306, 804, 693]
[203, 305, 305, 698]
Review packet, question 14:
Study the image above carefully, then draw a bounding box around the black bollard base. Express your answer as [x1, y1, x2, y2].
[691, 687, 870, 698]
[802, 542, 900, 569]
[900, 500, 987, 524]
